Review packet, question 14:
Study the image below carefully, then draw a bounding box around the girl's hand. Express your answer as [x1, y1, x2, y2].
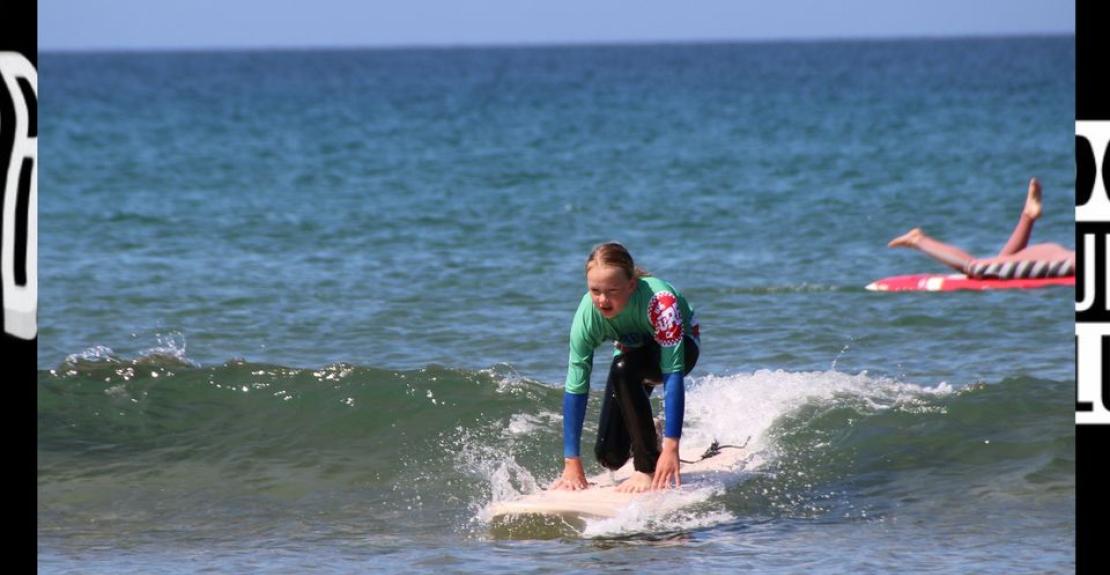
[550, 457, 588, 490]
[652, 438, 681, 490]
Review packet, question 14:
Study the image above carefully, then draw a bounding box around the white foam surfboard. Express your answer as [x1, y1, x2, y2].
[488, 442, 750, 522]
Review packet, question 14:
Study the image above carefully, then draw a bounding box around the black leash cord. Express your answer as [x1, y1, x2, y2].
[679, 435, 751, 464]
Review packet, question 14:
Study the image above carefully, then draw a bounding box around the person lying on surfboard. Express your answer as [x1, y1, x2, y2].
[887, 177, 1075, 279]
[551, 242, 701, 494]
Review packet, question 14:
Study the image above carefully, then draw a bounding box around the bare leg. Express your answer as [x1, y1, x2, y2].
[997, 177, 1042, 256]
[888, 228, 976, 272]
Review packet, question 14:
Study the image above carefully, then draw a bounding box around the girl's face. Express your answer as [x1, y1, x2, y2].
[586, 265, 637, 318]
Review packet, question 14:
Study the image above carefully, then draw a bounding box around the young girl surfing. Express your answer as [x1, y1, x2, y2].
[551, 242, 700, 494]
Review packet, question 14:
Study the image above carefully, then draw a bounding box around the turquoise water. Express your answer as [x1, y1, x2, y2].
[39, 37, 1075, 573]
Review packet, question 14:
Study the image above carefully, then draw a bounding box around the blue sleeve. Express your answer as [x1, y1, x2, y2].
[663, 372, 684, 439]
[563, 391, 588, 457]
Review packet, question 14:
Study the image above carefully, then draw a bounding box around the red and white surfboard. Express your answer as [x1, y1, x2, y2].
[866, 273, 1075, 292]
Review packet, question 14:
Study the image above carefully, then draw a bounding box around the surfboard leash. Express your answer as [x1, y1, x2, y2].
[680, 435, 751, 464]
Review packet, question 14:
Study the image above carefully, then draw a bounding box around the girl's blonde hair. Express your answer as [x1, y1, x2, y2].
[585, 242, 650, 279]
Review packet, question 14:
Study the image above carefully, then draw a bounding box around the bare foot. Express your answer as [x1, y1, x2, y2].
[615, 471, 654, 493]
[1023, 177, 1042, 220]
[888, 228, 923, 248]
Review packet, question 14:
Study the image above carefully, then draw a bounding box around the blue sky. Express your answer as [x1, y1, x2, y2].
[41, 0, 1074, 51]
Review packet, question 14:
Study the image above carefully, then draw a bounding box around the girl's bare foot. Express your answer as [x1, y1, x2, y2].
[615, 471, 654, 493]
[1023, 177, 1042, 221]
[888, 228, 923, 248]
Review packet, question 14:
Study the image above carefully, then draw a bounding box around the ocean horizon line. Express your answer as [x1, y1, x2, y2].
[40, 30, 1072, 57]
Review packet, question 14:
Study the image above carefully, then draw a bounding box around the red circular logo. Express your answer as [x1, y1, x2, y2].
[648, 292, 683, 346]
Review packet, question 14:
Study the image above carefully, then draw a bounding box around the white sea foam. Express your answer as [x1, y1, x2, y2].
[682, 368, 954, 458]
[63, 345, 119, 365]
[476, 368, 956, 537]
[581, 484, 734, 538]
[136, 331, 199, 367]
[503, 411, 560, 436]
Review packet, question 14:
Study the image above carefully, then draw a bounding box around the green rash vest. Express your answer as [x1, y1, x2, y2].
[564, 276, 700, 395]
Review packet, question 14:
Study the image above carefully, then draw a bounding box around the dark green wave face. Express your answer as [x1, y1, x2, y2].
[39, 352, 1073, 543]
[742, 376, 1073, 522]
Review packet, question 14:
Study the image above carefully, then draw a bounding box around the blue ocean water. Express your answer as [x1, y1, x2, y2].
[39, 36, 1074, 573]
